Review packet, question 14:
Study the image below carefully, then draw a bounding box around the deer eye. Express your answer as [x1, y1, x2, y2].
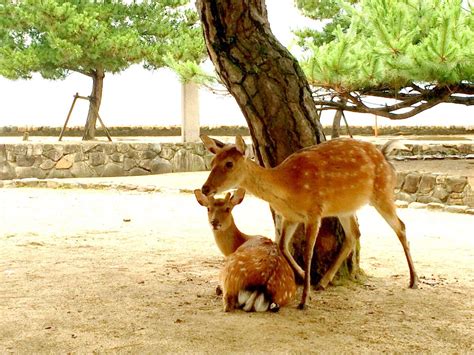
[225, 161, 234, 169]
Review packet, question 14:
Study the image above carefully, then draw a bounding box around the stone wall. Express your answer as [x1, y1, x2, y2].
[0, 142, 212, 180]
[395, 172, 473, 209]
[1, 141, 473, 211]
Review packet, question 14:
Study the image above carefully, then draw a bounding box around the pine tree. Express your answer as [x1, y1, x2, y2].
[296, 0, 474, 119]
[0, 0, 206, 139]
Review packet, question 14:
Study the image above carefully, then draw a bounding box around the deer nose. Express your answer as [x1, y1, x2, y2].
[210, 219, 220, 229]
[202, 185, 211, 195]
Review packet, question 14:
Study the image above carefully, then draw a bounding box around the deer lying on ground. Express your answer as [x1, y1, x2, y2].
[200, 135, 419, 309]
[194, 188, 296, 312]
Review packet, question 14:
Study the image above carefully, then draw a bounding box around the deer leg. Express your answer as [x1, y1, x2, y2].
[277, 219, 304, 279]
[318, 215, 358, 289]
[374, 203, 419, 289]
[223, 291, 236, 312]
[298, 218, 321, 310]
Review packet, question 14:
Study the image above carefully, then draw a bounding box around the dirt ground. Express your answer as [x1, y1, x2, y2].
[0, 187, 473, 353]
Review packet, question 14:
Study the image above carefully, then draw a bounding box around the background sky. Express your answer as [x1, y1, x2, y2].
[0, 0, 472, 129]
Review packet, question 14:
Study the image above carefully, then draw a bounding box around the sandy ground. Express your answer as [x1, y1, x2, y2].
[0, 187, 473, 353]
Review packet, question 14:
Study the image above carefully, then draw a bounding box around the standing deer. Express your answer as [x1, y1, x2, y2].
[194, 188, 296, 312]
[200, 135, 419, 309]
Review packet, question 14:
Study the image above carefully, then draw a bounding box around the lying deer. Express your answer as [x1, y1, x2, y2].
[200, 135, 419, 309]
[194, 188, 296, 312]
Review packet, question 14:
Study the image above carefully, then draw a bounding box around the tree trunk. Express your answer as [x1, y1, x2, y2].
[197, 0, 360, 285]
[331, 109, 343, 139]
[83, 68, 105, 141]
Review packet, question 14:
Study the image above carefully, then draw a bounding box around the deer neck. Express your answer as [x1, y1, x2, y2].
[212, 216, 251, 256]
[240, 158, 282, 204]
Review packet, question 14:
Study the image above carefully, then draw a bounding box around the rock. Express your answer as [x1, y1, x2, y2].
[116, 143, 130, 153]
[103, 144, 116, 155]
[42, 146, 63, 162]
[444, 205, 468, 214]
[417, 195, 441, 204]
[408, 202, 426, 209]
[170, 150, 206, 172]
[110, 153, 124, 163]
[47, 168, 73, 178]
[16, 155, 36, 167]
[55, 155, 74, 169]
[402, 173, 421, 194]
[432, 186, 449, 202]
[150, 143, 162, 154]
[15, 167, 46, 179]
[89, 152, 107, 166]
[40, 159, 56, 170]
[418, 174, 436, 194]
[395, 191, 415, 203]
[395, 172, 407, 189]
[395, 200, 409, 208]
[466, 209, 474, 215]
[63, 144, 81, 154]
[150, 157, 172, 174]
[0, 162, 16, 179]
[123, 158, 137, 171]
[71, 162, 97, 178]
[101, 163, 124, 177]
[138, 159, 152, 171]
[0, 144, 7, 163]
[427, 202, 444, 211]
[129, 167, 149, 176]
[131, 143, 149, 151]
[446, 176, 467, 193]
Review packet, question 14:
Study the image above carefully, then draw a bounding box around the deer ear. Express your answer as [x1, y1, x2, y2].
[201, 135, 224, 154]
[235, 135, 246, 154]
[230, 188, 246, 206]
[194, 189, 209, 207]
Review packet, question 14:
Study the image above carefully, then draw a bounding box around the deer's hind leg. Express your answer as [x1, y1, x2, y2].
[318, 215, 358, 289]
[372, 197, 419, 289]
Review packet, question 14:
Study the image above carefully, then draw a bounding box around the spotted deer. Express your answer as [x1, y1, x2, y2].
[200, 135, 419, 309]
[194, 188, 296, 312]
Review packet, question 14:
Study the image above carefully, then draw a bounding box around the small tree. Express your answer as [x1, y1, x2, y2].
[0, 0, 205, 140]
[296, 0, 474, 121]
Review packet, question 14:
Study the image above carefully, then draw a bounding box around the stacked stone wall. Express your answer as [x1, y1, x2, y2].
[1, 141, 473, 211]
[0, 142, 212, 180]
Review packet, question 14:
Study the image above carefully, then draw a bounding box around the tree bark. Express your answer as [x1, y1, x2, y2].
[331, 109, 343, 139]
[197, 0, 360, 284]
[83, 68, 105, 141]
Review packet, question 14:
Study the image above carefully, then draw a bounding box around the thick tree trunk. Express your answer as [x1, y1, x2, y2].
[83, 68, 105, 141]
[197, 0, 360, 284]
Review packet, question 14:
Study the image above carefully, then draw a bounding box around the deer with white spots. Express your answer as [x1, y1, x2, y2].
[194, 188, 296, 312]
[200, 135, 419, 310]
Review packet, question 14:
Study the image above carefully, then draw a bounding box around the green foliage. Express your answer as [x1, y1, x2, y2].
[294, 0, 356, 49]
[297, 0, 474, 91]
[0, 0, 206, 80]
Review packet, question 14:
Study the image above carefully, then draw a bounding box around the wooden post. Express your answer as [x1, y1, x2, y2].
[374, 115, 379, 137]
[59, 93, 79, 141]
[59, 92, 112, 141]
[97, 113, 113, 142]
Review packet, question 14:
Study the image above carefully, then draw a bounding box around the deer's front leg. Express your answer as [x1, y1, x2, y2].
[276, 218, 304, 280]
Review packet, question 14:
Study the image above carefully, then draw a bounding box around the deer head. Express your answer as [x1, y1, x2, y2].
[194, 188, 246, 231]
[201, 135, 247, 196]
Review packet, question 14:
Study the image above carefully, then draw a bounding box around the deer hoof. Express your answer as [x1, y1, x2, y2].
[297, 303, 307, 310]
[269, 303, 280, 312]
